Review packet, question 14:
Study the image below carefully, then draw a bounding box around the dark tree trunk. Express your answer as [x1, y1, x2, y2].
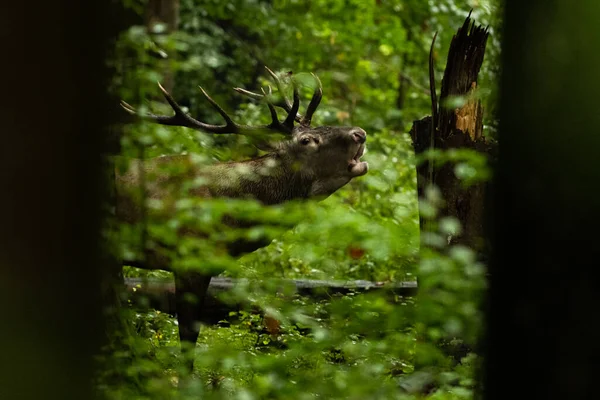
[146, 0, 180, 92]
[484, 1, 600, 399]
[0, 1, 115, 398]
[410, 15, 496, 254]
[147, 0, 180, 31]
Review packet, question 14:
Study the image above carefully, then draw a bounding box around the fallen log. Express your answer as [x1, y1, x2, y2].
[124, 277, 418, 324]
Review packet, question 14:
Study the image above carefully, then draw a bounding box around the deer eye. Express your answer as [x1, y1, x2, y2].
[300, 137, 311, 145]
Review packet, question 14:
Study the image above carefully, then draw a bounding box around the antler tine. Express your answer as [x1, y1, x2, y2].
[260, 87, 280, 126]
[119, 83, 222, 131]
[235, 66, 323, 126]
[283, 84, 300, 130]
[232, 87, 263, 101]
[265, 66, 291, 108]
[300, 73, 323, 126]
[120, 100, 137, 115]
[197, 86, 236, 127]
[121, 82, 294, 136]
[233, 81, 303, 124]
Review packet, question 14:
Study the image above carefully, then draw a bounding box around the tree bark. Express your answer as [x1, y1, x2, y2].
[410, 15, 496, 254]
[146, 0, 180, 92]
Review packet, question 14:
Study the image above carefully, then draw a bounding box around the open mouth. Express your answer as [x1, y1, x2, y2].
[354, 143, 365, 161]
[349, 143, 365, 166]
[348, 144, 368, 176]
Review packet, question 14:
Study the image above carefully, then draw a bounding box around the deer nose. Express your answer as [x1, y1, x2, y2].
[350, 128, 367, 144]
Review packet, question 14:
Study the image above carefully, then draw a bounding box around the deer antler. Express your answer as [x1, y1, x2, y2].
[120, 77, 300, 137]
[233, 67, 322, 127]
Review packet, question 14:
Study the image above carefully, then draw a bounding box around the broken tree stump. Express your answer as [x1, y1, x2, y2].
[410, 14, 497, 254]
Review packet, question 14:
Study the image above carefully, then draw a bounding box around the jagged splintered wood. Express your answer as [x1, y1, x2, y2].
[438, 16, 489, 142]
[410, 12, 497, 254]
[124, 277, 418, 324]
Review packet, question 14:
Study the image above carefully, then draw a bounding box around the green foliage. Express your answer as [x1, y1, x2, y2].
[100, 0, 501, 398]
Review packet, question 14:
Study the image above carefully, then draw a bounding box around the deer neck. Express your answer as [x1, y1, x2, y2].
[206, 153, 315, 205]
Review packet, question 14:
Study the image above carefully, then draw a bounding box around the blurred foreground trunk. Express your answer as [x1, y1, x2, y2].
[485, 1, 600, 399]
[0, 2, 116, 399]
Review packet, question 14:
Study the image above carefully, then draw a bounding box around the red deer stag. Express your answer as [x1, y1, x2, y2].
[117, 67, 368, 364]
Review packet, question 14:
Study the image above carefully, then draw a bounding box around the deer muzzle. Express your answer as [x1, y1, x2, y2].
[346, 128, 368, 177]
